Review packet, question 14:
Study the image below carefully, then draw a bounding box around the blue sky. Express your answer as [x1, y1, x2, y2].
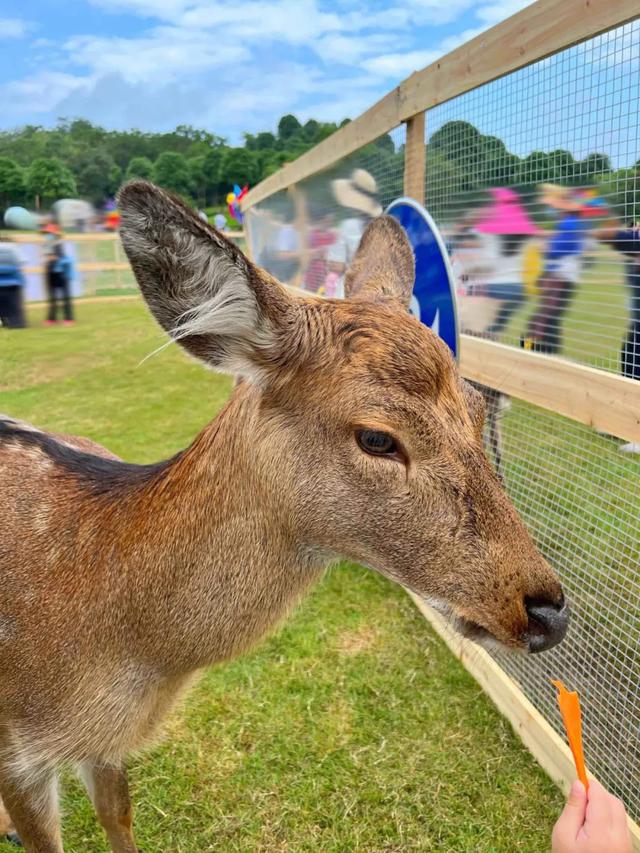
[0, 0, 533, 141]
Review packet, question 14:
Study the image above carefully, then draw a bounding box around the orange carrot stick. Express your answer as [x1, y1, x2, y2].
[552, 680, 589, 789]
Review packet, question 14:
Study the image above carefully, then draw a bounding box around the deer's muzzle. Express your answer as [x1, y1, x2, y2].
[525, 595, 569, 653]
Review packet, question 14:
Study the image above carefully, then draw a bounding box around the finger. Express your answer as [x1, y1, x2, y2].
[558, 781, 588, 836]
[585, 778, 613, 827]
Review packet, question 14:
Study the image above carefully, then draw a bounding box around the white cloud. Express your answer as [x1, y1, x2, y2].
[88, 0, 189, 19]
[179, 0, 343, 45]
[0, 17, 31, 38]
[66, 27, 250, 85]
[405, 0, 476, 26]
[0, 71, 90, 116]
[316, 31, 408, 64]
[363, 49, 441, 78]
[362, 26, 485, 79]
[475, 0, 534, 26]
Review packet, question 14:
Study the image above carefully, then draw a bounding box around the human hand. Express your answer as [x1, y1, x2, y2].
[552, 779, 631, 852]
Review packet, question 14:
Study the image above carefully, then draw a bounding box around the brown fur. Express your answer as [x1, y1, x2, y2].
[0, 182, 565, 851]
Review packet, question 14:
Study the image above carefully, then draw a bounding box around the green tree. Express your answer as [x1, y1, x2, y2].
[581, 153, 612, 179]
[302, 119, 320, 142]
[203, 148, 225, 203]
[76, 151, 120, 204]
[221, 148, 256, 188]
[188, 156, 207, 206]
[108, 164, 123, 198]
[125, 156, 154, 181]
[0, 157, 26, 208]
[277, 114, 302, 142]
[429, 121, 482, 190]
[152, 151, 193, 197]
[373, 133, 395, 154]
[516, 151, 553, 186]
[548, 149, 577, 184]
[255, 131, 277, 150]
[424, 149, 464, 218]
[27, 158, 77, 207]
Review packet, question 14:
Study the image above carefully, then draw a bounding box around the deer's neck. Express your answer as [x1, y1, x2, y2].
[98, 388, 328, 673]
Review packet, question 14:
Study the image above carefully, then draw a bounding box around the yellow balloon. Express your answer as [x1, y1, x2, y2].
[226, 193, 236, 204]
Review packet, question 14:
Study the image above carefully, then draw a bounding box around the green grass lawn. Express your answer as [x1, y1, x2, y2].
[0, 301, 565, 852]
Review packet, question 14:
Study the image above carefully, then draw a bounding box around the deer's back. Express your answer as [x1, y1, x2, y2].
[0, 417, 172, 740]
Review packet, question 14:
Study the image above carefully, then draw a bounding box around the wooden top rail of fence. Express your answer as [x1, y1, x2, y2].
[242, 0, 639, 209]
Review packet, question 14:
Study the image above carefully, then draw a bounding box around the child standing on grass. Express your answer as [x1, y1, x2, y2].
[44, 232, 75, 326]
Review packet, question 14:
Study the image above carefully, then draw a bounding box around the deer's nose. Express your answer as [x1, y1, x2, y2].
[525, 595, 569, 653]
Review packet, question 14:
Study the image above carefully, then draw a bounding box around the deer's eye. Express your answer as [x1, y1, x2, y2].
[356, 429, 398, 457]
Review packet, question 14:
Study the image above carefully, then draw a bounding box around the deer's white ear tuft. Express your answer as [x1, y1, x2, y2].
[118, 181, 295, 382]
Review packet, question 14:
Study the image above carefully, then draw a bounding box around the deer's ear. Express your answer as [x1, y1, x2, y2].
[118, 181, 295, 382]
[344, 215, 415, 309]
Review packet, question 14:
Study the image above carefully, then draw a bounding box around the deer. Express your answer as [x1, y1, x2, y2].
[0, 181, 568, 852]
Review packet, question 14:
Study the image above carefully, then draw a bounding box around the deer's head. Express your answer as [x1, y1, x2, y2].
[119, 181, 568, 654]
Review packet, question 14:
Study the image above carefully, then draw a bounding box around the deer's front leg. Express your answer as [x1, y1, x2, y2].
[80, 762, 137, 853]
[0, 756, 62, 852]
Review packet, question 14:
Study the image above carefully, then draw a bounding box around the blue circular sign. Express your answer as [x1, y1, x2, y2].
[386, 197, 459, 361]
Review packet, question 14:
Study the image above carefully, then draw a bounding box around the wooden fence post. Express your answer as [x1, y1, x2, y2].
[403, 111, 426, 204]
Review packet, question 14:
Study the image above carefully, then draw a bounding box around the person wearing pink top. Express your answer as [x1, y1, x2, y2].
[473, 187, 540, 334]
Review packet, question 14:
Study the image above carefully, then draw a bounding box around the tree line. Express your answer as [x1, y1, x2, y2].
[0, 114, 638, 224]
[425, 121, 640, 223]
[0, 114, 349, 212]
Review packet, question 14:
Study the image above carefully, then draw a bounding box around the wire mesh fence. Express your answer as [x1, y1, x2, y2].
[245, 126, 405, 296]
[427, 17, 640, 380]
[243, 14, 640, 825]
[424, 18, 640, 821]
[492, 400, 640, 817]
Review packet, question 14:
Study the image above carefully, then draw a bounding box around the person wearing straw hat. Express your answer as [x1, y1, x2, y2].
[521, 184, 589, 354]
[325, 169, 382, 298]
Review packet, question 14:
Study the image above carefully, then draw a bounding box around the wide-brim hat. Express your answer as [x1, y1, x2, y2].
[540, 184, 582, 211]
[332, 168, 382, 217]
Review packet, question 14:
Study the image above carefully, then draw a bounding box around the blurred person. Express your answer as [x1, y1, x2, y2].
[448, 212, 515, 478]
[522, 185, 590, 354]
[44, 232, 75, 326]
[552, 779, 631, 853]
[325, 168, 382, 298]
[258, 199, 301, 285]
[594, 219, 640, 453]
[0, 238, 27, 329]
[473, 187, 540, 333]
[303, 208, 335, 294]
